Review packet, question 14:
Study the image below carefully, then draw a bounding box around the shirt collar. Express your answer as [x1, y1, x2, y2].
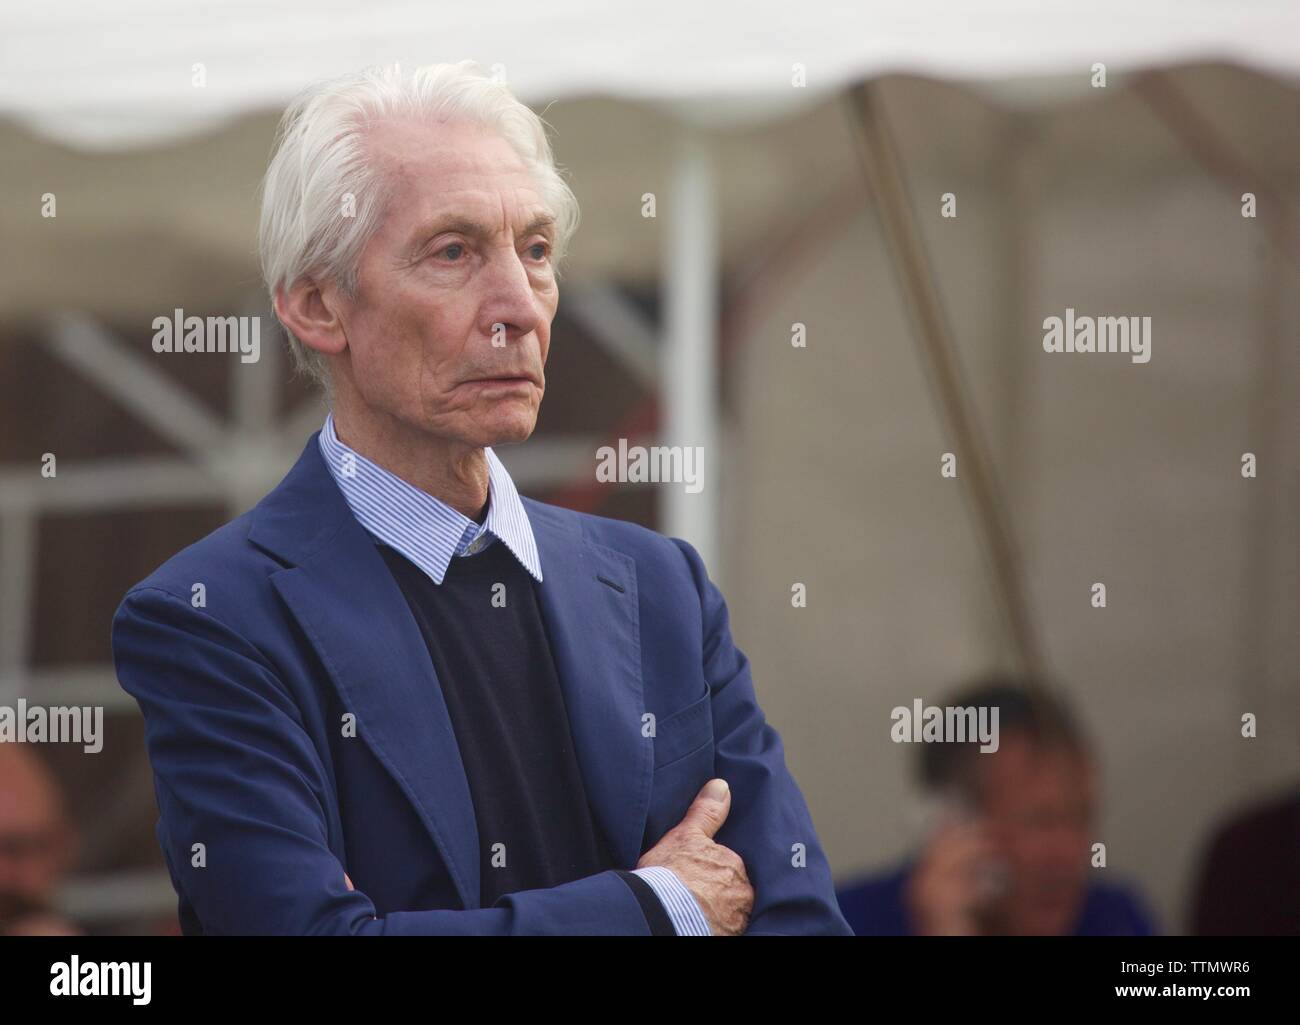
[318, 412, 542, 585]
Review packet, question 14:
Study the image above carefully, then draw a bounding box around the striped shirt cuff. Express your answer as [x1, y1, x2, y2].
[630, 866, 712, 936]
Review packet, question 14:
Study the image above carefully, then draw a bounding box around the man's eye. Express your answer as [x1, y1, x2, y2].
[528, 242, 550, 260]
[437, 243, 465, 261]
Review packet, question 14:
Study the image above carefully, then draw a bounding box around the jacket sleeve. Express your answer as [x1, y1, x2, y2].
[112, 585, 652, 936]
[669, 538, 853, 936]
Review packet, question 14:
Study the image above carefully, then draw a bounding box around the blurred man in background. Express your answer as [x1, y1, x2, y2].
[0, 746, 82, 936]
[837, 680, 1156, 935]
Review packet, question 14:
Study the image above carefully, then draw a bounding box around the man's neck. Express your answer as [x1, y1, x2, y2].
[330, 406, 490, 523]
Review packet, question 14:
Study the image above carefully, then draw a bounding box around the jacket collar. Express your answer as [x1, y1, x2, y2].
[317, 411, 542, 585]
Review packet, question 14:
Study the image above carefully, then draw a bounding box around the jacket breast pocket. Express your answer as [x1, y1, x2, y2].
[652, 690, 713, 770]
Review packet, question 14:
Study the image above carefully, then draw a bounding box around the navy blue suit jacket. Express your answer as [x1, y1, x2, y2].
[112, 433, 852, 935]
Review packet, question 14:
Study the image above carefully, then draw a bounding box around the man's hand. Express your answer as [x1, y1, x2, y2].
[904, 818, 1002, 935]
[636, 778, 754, 935]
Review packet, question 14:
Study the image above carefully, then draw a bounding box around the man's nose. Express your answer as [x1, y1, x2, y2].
[480, 251, 544, 344]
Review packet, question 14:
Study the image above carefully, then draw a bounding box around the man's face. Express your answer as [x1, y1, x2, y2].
[0, 757, 71, 924]
[977, 736, 1095, 934]
[331, 118, 558, 447]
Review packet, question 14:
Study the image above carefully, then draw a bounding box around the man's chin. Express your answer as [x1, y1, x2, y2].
[473, 410, 538, 448]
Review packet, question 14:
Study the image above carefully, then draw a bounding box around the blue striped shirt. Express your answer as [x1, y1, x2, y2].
[318, 413, 711, 936]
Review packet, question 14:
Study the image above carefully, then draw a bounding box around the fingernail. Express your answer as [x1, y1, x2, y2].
[704, 778, 729, 801]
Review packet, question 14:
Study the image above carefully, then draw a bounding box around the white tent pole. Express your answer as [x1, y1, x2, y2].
[661, 126, 719, 569]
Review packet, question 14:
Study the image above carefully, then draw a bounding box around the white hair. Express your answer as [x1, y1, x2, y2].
[257, 61, 580, 388]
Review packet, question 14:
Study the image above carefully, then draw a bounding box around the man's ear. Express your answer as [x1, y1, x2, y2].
[274, 277, 349, 358]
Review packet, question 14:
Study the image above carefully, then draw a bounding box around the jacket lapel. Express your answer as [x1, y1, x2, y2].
[249, 435, 482, 909]
[525, 499, 652, 870]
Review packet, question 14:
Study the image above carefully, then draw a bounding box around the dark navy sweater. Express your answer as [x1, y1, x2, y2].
[376, 540, 672, 934]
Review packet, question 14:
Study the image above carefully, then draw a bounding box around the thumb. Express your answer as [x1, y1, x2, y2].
[678, 778, 731, 839]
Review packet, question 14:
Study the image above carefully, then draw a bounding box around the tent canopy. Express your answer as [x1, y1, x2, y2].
[2, 0, 1299, 147]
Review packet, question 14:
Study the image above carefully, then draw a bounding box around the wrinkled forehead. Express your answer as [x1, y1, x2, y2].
[365, 118, 532, 195]
[363, 118, 547, 238]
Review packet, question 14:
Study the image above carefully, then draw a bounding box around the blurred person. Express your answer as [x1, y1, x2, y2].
[0, 745, 83, 936]
[1189, 787, 1300, 935]
[111, 61, 849, 936]
[837, 680, 1156, 935]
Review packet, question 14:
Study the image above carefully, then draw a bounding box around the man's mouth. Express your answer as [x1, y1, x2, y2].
[463, 374, 538, 387]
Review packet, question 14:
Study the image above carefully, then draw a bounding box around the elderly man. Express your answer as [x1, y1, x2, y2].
[112, 61, 850, 936]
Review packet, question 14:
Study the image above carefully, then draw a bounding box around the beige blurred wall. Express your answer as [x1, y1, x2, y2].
[720, 82, 1300, 931]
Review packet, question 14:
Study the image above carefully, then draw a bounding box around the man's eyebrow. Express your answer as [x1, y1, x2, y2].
[523, 214, 557, 238]
[411, 213, 556, 248]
